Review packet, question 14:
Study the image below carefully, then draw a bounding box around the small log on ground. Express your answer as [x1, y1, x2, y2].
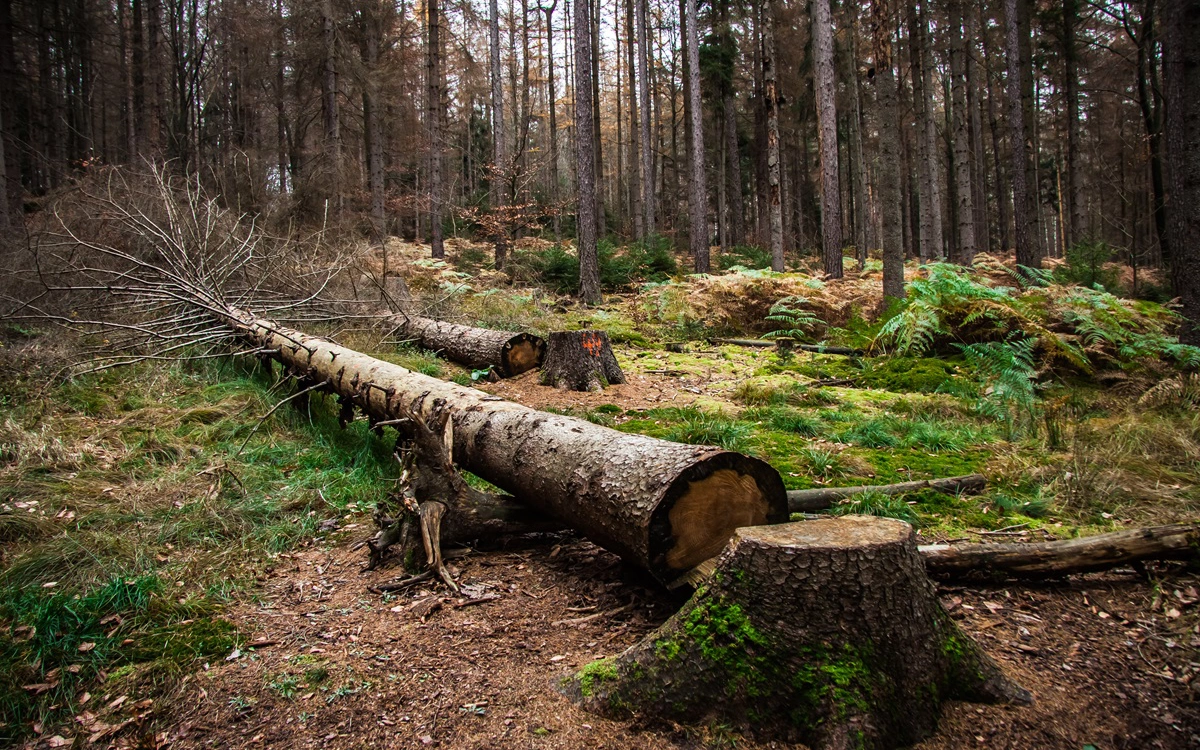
[712, 337, 866, 356]
[562, 517, 1029, 749]
[236, 314, 787, 585]
[392, 314, 545, 377]
[920, 522, 1200, 579]
[788, 474, 987, 513]
[538, 330, 626, 391]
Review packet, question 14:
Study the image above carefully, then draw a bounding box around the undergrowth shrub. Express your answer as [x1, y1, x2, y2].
[874, 262, 1200, 374]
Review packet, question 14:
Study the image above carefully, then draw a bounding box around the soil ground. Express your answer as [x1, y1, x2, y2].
[161, 536, 1199, 750]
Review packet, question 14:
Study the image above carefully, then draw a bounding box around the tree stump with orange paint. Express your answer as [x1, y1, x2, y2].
[539, 330, 626, 391]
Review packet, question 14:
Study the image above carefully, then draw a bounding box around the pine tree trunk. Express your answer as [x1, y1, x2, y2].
[1163, 0, 1200, 344]
[1005, 0, 1036, 268]
[626, 0, 642, 240]
[489, 0, 508, 269]
[812, 0, 843, 277]
[363, 12, 386, 244]
[948, 0, 976, 264]
[725, 91, 744, 247]
[562, 517, 1029, 749]
[763, 1, 784, 272]
[1062, 0, 1083, 247]
[545, 2, 561, 242]
[573, 0, 601, 304]
[427, 0, 445, 258]
[636, 0, 655, 237]
[320, 0, 340, 211]
[873, 0, 904, 301]
[683, 0, 709, 272]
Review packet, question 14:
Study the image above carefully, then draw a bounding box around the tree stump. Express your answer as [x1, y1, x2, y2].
[539, 330, 626, 391]
[561, 517, 1030, 749]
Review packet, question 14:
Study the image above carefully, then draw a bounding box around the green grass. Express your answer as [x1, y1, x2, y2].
[0, 353, 394, 744]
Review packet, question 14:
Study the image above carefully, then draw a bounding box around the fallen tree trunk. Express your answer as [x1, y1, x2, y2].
[788, 474, 987, 513]
[230, 310, 787, 584]
[562, 517, 1029, 749]
[919, 523, 1200, 579]
[391, 314, 545, 377]
[711, 337, 866, 356]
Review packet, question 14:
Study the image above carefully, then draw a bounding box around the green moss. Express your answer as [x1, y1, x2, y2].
[654, 595, 775, 698]
[856, 357, 961, 393]
[577, 657, 619, 698]
[790, 643, 879, 724]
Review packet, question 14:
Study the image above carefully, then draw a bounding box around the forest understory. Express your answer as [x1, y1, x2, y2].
[1, 235, 1198, 749]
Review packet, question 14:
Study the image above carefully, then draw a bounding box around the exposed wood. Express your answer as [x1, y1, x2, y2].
[538, 329, 625, 391]
[919, 523, 1200, 579]
[788, 474, 987, 513]
[391, 314, 545, 377]
[231, 311, 787, 585]
[562, 518, 1029, 748]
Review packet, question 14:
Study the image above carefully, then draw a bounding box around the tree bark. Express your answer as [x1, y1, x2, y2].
[1163, 0, 1200, 345]
[231, 312, 788, 585]
[490, 0, 509, 269]
[362, 7, 386, 244]
[683, 0, 709, 273]
[812, 0, 843, 277]
[1062, 0, 1084, 247]
[538, 330, 625, 391]
[725, 91, 744, 248]
[763, 1, 784, 272]
[787, 474, 987, 513]
[920, 523, 1200, 579]
[635, 0, 655, 237]
[392, 315, 546, 377]
[563, 518, 1029, 749]
[873, 0, 904, 301]
[427, 0, 445, 258]
[544, 1, 562, 242]
[948, 0, 976, 264]
[573, 0, 600, 304]
[320, 0, 341, 211]
[908, 0, 942, 263]
[1005, 0, 1036, 268]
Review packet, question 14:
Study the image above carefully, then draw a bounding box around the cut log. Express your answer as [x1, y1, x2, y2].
[788, 474, 987, 513]
[712, 337, 866, 356]
[391, 314, 545, 377]
[562, 517, 1029, 749]
[919, 522, 1200, 579]
[538, 330, 626, 391]
[230, 311, 787, 584]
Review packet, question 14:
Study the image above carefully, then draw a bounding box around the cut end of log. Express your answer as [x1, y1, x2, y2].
[500, 334, 547, 376]
[651, 453, 788, 580]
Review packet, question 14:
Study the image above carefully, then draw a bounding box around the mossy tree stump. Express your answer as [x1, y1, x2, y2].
[539, 330, 626, 391]
[561, 517, 1030, 749]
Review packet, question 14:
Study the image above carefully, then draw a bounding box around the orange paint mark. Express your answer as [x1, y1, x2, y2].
[582, 332, 603, 356]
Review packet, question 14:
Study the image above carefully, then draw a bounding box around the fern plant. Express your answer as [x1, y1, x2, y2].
[763, 295, 823, 340]
[956, 339, 1041, 440]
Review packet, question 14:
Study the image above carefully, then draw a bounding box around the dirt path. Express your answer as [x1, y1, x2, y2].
[156, 529, 1198, 750]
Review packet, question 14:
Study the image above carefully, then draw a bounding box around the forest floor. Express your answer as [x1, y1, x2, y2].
[2, 240, 1199, 749]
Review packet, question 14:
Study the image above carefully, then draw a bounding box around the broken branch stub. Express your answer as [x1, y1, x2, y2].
[562, 517, 1029, 749]
[234, 312, 786, 585]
